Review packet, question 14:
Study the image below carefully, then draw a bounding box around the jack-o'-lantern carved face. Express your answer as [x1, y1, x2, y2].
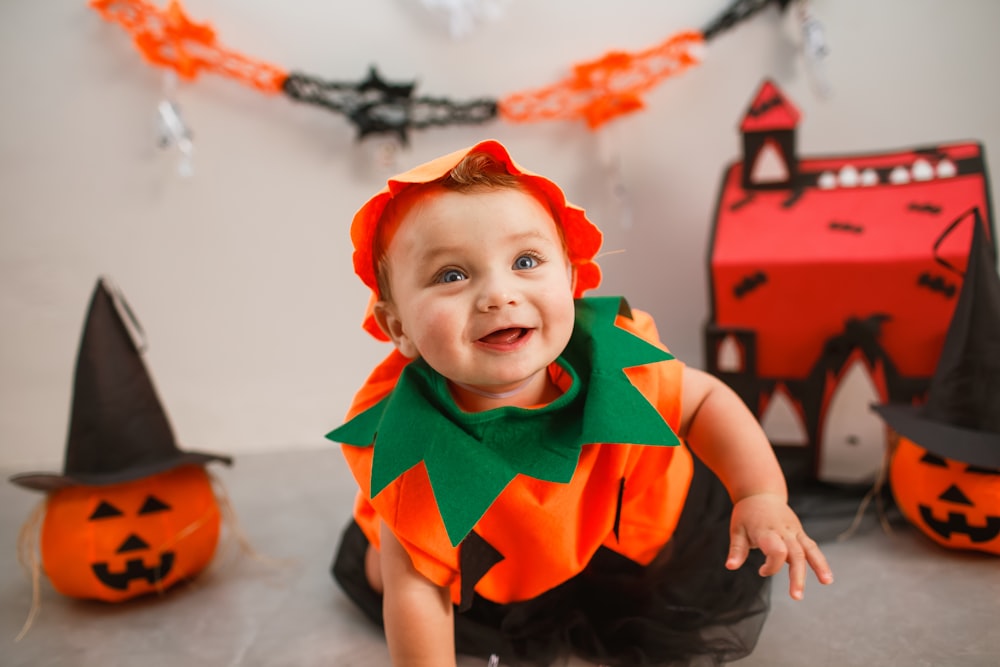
[890, 436, 1000, 555]
[40, 465, 222, 602]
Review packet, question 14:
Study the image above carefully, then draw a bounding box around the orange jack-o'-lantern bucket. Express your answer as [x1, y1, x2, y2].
[10, 278, 233, 600]
[874, 209, 1000, 555]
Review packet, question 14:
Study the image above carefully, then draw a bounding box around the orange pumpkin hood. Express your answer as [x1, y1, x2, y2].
[349, 139, 604, 340]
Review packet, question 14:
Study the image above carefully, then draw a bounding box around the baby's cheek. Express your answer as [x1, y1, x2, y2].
[411, 308, 460, 352]
[549, 292, 577, 340]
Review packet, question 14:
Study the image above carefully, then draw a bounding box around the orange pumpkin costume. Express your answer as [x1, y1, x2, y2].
[335, 299, 692, 607]
[328, 141, 769, 666]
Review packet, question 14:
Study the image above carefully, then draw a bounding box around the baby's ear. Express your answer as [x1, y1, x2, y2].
[372, 301, 419, 359]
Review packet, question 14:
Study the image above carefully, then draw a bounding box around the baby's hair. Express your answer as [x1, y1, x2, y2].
[374, 152, 543, 303]
[442, 152, 520, 190]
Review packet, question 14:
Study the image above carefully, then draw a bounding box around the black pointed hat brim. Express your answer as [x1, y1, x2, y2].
[9, 450, 233, 492]
[873, 403, 1000, 470]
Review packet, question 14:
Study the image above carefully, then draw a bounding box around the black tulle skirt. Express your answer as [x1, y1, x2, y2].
[332, 454, 771, 666]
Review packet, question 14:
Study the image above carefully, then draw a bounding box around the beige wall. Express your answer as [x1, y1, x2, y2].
[2, 0, 999, 468]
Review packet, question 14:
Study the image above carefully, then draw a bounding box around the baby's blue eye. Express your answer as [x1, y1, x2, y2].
[513, 254, 539, 270]
[438, 269, 466, 283]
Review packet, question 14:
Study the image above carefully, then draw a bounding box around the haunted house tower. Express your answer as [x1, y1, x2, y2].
[740, 79, 800, 190]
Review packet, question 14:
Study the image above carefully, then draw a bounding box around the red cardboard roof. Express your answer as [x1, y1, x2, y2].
[740, 79, 801, 133]
[710, 141, 990, 379]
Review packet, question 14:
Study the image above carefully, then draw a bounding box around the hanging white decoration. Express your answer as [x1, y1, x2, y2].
[415, 0, 511, 39]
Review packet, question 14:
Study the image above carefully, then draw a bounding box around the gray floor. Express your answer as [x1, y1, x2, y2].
[3, 447, 998, 667]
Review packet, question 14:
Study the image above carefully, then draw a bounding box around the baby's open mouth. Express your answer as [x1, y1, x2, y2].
[479, 328, 529, 345]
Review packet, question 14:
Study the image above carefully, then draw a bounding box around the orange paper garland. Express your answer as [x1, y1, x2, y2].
[498, 31, 704, 129]
[90, 0, 287, 93]
[88, 0, 786, 135]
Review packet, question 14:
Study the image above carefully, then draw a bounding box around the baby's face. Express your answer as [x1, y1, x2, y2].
[377, 187, 576, 396]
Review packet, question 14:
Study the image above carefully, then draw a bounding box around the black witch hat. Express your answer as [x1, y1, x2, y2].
[873, 208, 1000, 470]
[10, 278, 232, 492]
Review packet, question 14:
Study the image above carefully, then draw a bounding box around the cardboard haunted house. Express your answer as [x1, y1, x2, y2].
[704, 79, 994, 486]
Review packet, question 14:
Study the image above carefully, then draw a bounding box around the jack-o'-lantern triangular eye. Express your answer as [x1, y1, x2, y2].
[939, 484, 973, 506]
[139, 495, 171, 514]
[967, 465, 1000, 476]
[89, 501, 124, 520]
[919, 452, 948, 467]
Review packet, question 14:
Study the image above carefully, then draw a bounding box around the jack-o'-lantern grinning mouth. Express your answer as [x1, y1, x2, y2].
[91, 552, 176, 590]
[917, 506, 1000, 543]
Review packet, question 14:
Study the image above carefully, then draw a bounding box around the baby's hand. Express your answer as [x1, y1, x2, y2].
[727, 493, 833, 600]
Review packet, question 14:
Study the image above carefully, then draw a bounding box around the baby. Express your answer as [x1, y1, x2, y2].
[329, 140, 832, 667]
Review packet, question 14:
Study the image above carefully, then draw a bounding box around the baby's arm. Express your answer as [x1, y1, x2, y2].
[679, 366, 833, 599]
[379, 522, 457, 667]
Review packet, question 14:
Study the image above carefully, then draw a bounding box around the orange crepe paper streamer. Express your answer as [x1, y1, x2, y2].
[499, 30, 704, 129]
[90, 0, 287, 93]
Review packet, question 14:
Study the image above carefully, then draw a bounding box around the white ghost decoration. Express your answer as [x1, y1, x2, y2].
[415, 0, 511, 39]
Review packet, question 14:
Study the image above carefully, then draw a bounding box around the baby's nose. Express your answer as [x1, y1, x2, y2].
[476, 276, 519, 311]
